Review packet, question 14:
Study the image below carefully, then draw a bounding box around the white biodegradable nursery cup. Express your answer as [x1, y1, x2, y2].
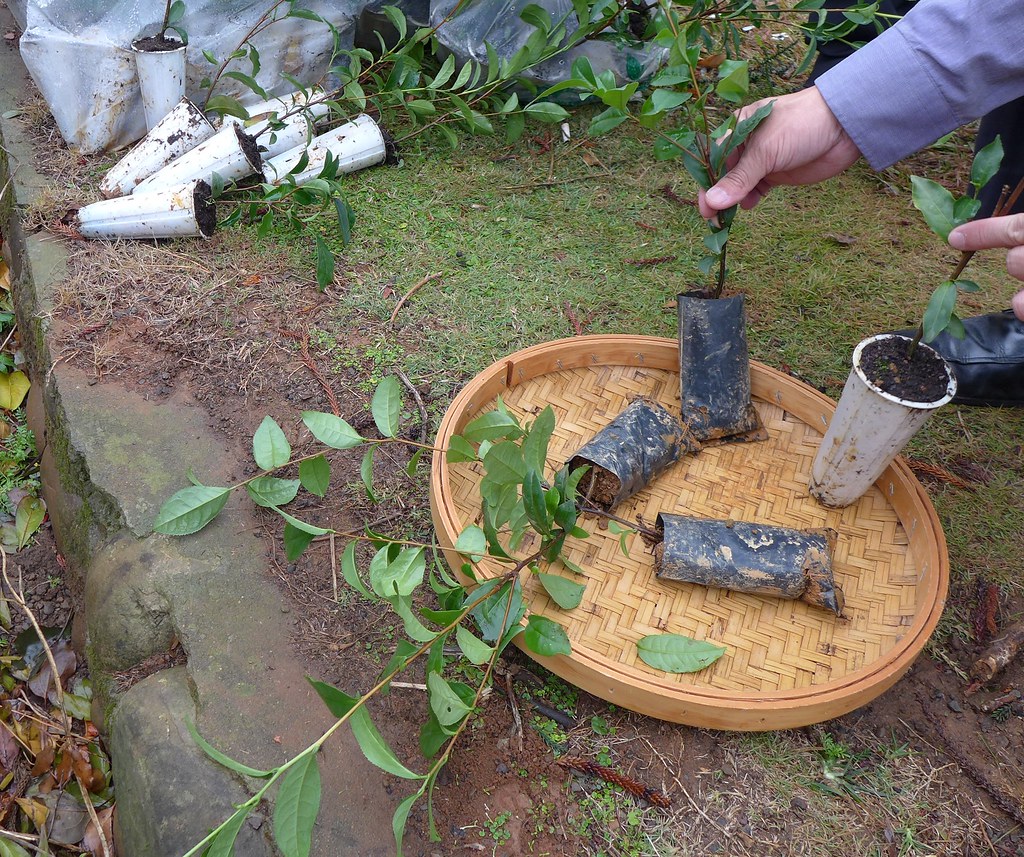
[809, 333, 957, 508]
[100, 98, 216, 198]
[263, 114, 387, 186]
[132, 39, 187, 131]
[134, 123, 263, 194]
[77, 179, 216, 240]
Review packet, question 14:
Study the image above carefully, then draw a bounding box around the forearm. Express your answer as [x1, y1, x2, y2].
[816, 0, 1024, 169]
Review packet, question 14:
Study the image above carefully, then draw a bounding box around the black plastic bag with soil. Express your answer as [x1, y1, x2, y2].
[678, 293, 766, 443]
[654, 512, 844, 615]
[568, 399, 698, 512]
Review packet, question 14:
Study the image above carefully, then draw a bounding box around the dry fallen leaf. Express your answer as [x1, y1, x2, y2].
[28, 639, 77, 702]
[825, 232, 857, 246]
[82, 806, 116, 857]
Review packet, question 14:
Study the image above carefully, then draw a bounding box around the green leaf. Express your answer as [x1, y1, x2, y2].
[315, 235, 335, 291]
[246, 476, 300, 508]
[636, 634, 725, 673]
[153, 485, 231, 535]
[911, 175, 957, 240]
[536, 573, 585, 610]
[283, 523, 316, 561]
[205, 808, 249, 857]
[524, 102, 569, 123]
[954, 278, 981, 293]
[589, 106, 628, 136]
[455, 625, 494, 665]
[427, 672, 472, 726]
[273, 507, 332, 536]
[372, 547, 425, 599]
[953, 196, 982, 225]
[224, 71, 268, 100]
[719, 101, 774, 160]
[360, 446, 376, 502]
[653, 127, 696, 161]
[462, 408, 522, 443]
[470, 579, 525, 644]
[454, 525, 486, 560]
[371, 377, 402, 437]
[522, 470, 552, 535]
[505, 111, 526, 144]
[446, 435, 477, 463]
[650, 64, 691, 86]
[703, 227, 730, 254]
[922, 280, 958, 343]
[186, 718, 275, 777]
[302, 411, 363, 449]
[254, 416, 291, 470]
[715, 59, 749, 104]
[337, 542, 372, 600]
[429, 54, 455, 90]
[393, 596, 438, 642]
[273, 753, 321, 857]
[970, 136, 1004, 195]
[392, 791, 421, 857]
[382, 4, 408, 41]
[14, 496, 45, 550]
[299, 455, 330, 497]
[522, 406, 555, 475]
[205, 95, 250, 120]
[335, 198, 355, 247]
[308, 678, 425, 779]
[522, 615, 571, 656]
[167, 1, 186, 25]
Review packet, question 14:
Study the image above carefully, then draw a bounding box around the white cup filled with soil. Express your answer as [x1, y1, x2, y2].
[810, 333, 956, 508]
[76, 178, 216, 240]
[134, 122, 263, 194]
[132, 33, 187, 132]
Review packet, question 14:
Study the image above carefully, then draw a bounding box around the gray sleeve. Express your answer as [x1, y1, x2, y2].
[815, 0, 1024, 170]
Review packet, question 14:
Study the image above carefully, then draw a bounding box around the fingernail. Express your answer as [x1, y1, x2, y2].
[705, 187, 728, 208]
[948, 229, 966, 249]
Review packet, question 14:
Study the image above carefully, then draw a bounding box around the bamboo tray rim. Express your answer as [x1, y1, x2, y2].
[430, 335, 948, 714]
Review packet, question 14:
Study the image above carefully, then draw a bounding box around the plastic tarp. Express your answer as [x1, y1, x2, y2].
[15, 0, 363, 154]
[431, 0, 667, 95]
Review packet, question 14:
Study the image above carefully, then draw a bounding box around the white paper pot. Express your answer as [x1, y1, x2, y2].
[809, 333, 957, 508]
[77, 179, 216, 240]
[132, 40, 187, 131]
[100, 98, 216, 199]
[263, 114, 387, 186]
[134, 123, 263, 194]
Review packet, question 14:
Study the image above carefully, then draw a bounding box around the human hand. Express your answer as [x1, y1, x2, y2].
[698, 87, 863, 219]
[949, 216, 1024, 321]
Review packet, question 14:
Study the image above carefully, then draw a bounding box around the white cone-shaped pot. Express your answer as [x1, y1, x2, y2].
[77, 179, 216, 240]
[134, 123, 263, 194]
[263, 114, 387, 186]
[132, 39, 187, 131]
[809, 333, 957, 508]
[100, 98, 216, 199]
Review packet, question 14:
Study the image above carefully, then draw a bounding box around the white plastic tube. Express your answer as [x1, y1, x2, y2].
[251, 113, 313, 160]
[134, 123, 263, 194]
[132, 41, 187, 131]
[809, 334, 956, 507]
[77, 179, 216, 239]
[100, 98, 216, 199]
[263, 114, 387, 186]
[220, 88, 331, 128]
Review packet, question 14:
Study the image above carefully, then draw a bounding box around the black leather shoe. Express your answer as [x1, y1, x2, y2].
[892, 310, 1024, 406]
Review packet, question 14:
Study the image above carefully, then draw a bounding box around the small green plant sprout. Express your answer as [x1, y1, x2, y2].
[909, 136, 1023, 351]
[159, 0, 188, 44]
[541, 0, 774, 296]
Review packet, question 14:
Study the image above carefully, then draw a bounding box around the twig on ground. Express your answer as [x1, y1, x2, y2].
[504, 674, 523, 753]
[395, 367, 429, 444]
[564, 302, 585, 336]
[76, 772, 112, 857]
[624, 255, 677, 267]
[500, 172, 612, 192]
[659, 184, 696, 208]
[522, 696, 576, 729]
[389, 272, 442, 324]
[280, 328, 340, 416]
[329, 533, 338, 603]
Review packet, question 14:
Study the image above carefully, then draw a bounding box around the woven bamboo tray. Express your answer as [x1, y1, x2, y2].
[430, 336, 948, 730]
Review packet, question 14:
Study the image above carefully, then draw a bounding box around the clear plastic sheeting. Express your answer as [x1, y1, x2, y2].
[430, 0, 667, 94]
[15, 0, 362, 154]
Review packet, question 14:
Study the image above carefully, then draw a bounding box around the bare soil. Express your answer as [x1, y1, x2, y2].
[11, 96, 1024, 857]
